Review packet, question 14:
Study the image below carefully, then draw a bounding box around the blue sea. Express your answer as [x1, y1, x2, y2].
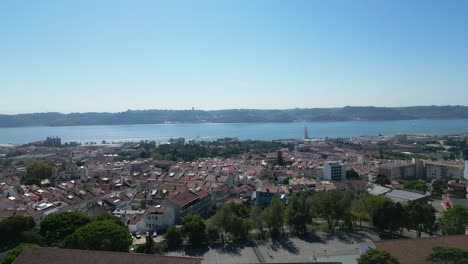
[1, 119, 468, 145]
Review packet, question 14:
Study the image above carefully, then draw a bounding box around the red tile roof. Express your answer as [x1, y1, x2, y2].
[13, 247, 203, 264]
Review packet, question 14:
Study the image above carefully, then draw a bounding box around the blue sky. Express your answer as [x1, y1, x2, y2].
[1, 0, 468, 114]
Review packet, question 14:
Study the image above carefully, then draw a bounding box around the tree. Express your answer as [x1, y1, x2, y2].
[0, 216, 37, 251]
[0, 244, 39, 264]
[426, 246, 468, 264]
[431, 180, 444, 195]
[210, 204, 234, 243]
[40, 212, 90, 246]
[276, 151, 284, 166]
[251, 205, 265, 239]
[440, 205, 468, 235]
[63, 220, 132, 252]
[449, 152, 456, 160]
[182, 214, 206, 247]
[346, 169, 360, 180]
[206, 225, 220, 242]
[285, 192, 310, 234]
[144, 232, 155, 254]
[351, 195, 388, 228]
[372, 201, 405, 235]
[375, 175, 391, 185]
[92, 213, 124, 226]
[403, 180, 428, 193]
[23, 177, 41, 186]
[308, 190, 351, 230]
[263, 196, 285, 237]
[208, 203, 251, 242]
[404, 202, 438, 237]
[164, 226, 183, 249]
[357, 249, 399, 264]
[25, 161, 54, 180]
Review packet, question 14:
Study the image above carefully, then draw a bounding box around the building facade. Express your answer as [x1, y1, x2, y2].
[323, 161, 346, 181]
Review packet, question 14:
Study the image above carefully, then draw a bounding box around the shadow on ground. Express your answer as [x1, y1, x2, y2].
[270, 238, 300, 255]
[182, 242, 247, 257]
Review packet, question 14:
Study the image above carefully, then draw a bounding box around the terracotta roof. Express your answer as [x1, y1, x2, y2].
[13, 247, 203, 264]
[170, 191, 199, 207]
[374, 235, 468, 264]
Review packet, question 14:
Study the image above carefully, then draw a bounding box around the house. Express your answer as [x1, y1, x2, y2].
[165, 189, 211, 221]
[252, 186, 282, 205]
[144, 204, 175, 231]
[210, 183, 232, 208]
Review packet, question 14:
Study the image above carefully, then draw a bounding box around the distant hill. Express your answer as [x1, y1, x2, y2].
[1, 106, 468, 127]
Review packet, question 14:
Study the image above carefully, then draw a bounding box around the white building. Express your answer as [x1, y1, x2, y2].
[323, 161, 346, 181]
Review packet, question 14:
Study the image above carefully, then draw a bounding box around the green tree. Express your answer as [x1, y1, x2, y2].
[251, 205, 265, 239]
[403, 180, 428, 193]
[210, 204, 234, 243]
[144, 233, 155, 254]
[263, 196, 285, 237]
[404, 202, 438, 237]
[206, 225, 220, 242]
[40, 212, 90, 246]
[163, 154, 173, 160]
[375, 175, 391, 185]
[308, 190, 351, 230]
[92, 213, 124, 226]
[276, 151, 284, 166]
[0, 244, 39, 264]
[357, 248, 399, 264]
[426, 246, 468, 264]
[346, 169, 361, 180]
[440, 205, 468, 235]
[23, 177, 41, 186]
[25, 161, 54, 180]
[0, 216, 37, 251]
[164, 226, 183, 250]
[372, 201, 405, 235]
[63, 220, 132, 252]
[285, 192, 310, 234]
[351, 195, 388, 228]
[431, 180, 445, 195]
[182, 214, 206, 248]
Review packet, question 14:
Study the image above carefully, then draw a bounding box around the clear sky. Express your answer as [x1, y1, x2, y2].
[1, 0, 468, 114]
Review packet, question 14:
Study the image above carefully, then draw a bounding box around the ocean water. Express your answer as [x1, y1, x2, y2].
[0, 119, 468, 145]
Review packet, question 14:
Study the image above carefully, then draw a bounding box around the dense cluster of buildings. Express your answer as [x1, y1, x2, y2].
[378, 160, 465, 180]
[0, 133, 467, 237]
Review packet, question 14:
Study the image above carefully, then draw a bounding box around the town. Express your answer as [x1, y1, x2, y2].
[1, 130, 468, 264]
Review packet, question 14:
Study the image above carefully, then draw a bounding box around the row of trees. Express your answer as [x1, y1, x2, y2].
[357, 246, 468, 264]
[164, 189, 461, 249]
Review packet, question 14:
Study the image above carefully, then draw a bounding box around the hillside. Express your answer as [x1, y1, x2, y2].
[1, 106, 468, 127]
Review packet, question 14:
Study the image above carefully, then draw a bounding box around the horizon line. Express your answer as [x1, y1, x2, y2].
[2, 104, 468, 116]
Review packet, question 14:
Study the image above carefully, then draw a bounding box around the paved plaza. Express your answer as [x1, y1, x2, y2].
[166, 230, 380, 264]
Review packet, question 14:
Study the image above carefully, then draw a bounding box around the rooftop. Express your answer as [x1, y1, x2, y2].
[13, 247, 203, 264]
